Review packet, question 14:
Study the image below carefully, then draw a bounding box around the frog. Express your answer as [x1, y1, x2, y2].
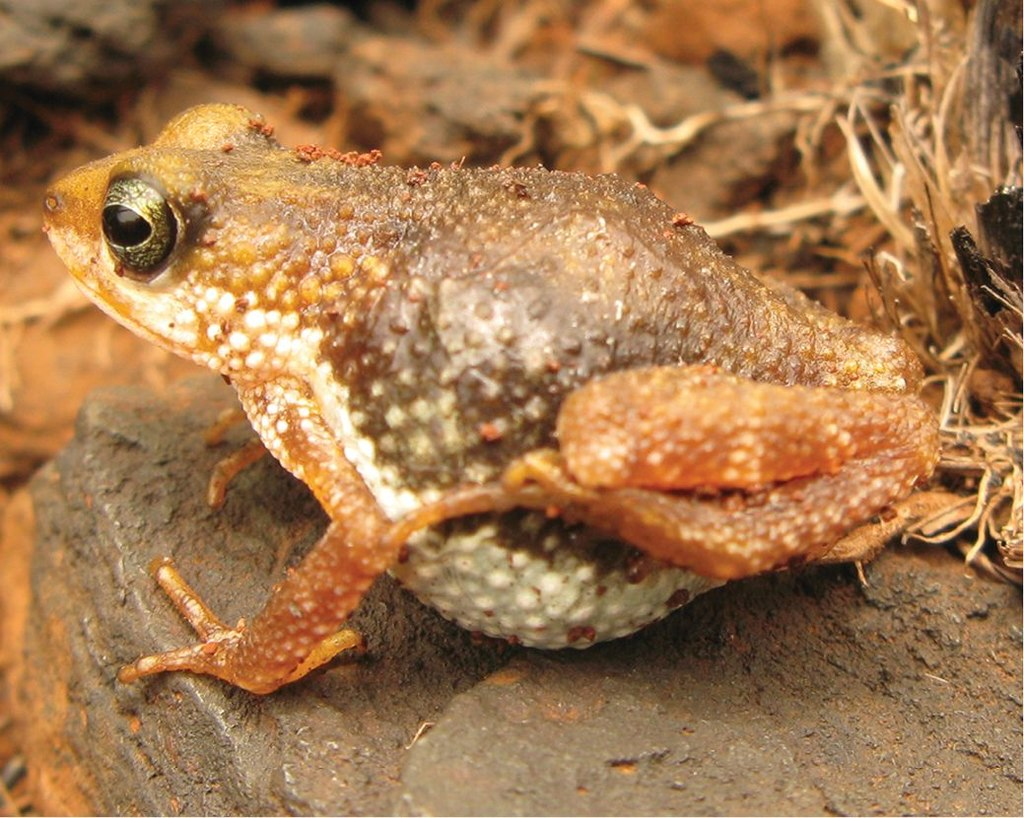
[43, 104, 940, 694]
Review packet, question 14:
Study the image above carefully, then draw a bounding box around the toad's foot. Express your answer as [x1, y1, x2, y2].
[206, 439, 268, 508]
[816, 489, 966, 566]
[118, 558, 364, 692]
[116, 381, 396, 694]
[202, 407, 269, 509]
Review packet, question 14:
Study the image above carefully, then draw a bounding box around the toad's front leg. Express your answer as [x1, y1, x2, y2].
[119, 380, 397, 694]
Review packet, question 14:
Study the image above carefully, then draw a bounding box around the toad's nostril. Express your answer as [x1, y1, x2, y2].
[44, 192, 63, 214]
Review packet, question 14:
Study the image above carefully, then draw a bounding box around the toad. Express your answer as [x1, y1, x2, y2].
[43, 104, 939, 693]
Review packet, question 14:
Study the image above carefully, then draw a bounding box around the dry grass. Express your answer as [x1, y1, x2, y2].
[829, 0, 1022, 580]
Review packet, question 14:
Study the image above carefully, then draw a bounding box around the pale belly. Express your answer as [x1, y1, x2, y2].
[318, 373, 721, 647]
[390, 511, 721, 648]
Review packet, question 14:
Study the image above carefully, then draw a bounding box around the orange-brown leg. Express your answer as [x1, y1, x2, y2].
[119, 380, 397, 694]
[554, 364, 929, 491]
[118, 523, 377, 693]
[118, 558, 363, 687]
[202, 407, 269, 508]
[203, 406, 249, 446]
[206, 439, 268, 508]
[386, 366, 940, 581]
[119, 487, 388, 693]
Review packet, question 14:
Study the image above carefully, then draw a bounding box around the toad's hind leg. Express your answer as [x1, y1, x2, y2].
[387, 365, 940, 581]
[540, 365, 940, 578]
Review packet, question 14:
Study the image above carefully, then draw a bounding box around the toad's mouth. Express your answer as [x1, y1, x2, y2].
[44, 212, 193, 361]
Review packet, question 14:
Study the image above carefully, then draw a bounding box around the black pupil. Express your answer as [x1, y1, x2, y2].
[102, 204, 152, 247]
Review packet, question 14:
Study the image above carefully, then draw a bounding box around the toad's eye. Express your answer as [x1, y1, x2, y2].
[102, 176, 178, 279]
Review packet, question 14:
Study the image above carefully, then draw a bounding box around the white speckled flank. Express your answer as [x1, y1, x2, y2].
[311, 361, 427, 517]
[311, 362, 721, 646]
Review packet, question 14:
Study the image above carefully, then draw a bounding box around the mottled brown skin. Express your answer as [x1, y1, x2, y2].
[43, 104, 939, 693]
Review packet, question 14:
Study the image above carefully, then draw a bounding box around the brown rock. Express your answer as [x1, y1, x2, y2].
[15, 377, 1022, 815]
[212, 4, 363, 79]
[399, 548, 1023, 815]
[335, 37, 543, 165]
[0, 0, 215, 96]
[596, 61, 798, 220]
[17, 378, 505, 815]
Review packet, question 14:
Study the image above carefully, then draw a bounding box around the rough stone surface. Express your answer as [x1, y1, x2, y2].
[399, 553, 1023, 816]
[212, 4, 362, 79]
[18, 378, 506, 815]
[17, 377, 1023, 815]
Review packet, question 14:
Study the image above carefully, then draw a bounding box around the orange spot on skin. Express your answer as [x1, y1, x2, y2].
[624, 553, 657, 584]
[248, 118, 274, 137]
[567, 625, 596, 644]
[406, 168, 429, 186]
[296, 145, 382, 166]
[341, 149, 382, 167]
[295, 144, 327, 163]
[479, 422, 503, 442]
